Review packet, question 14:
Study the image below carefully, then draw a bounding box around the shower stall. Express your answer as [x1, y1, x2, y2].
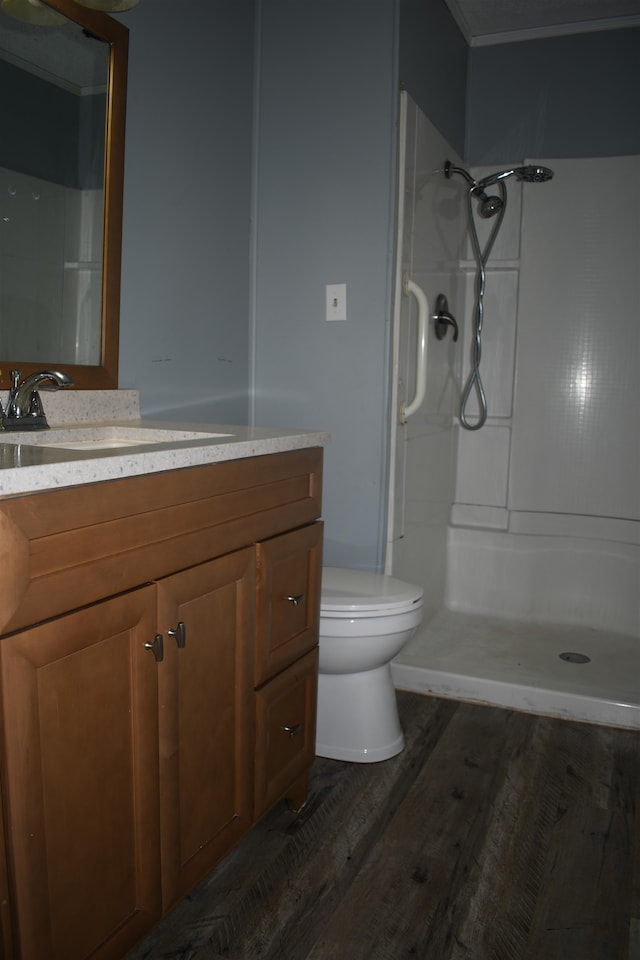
[387, 92, 640, 729]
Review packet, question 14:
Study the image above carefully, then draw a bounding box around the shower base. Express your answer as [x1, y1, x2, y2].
[391, 608, 640, 730]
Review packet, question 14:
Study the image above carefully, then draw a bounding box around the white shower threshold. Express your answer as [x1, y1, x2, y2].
[391, 608, 640, 730]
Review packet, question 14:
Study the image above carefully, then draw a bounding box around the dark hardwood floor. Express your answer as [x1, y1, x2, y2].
[127, 692, 639, 960]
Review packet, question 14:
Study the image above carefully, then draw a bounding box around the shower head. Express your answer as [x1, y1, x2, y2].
[476, 165, 554, 188]
[475, 191, 504, 218]
[445, 161, 506, 218]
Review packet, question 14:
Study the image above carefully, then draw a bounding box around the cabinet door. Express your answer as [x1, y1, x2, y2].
[0, 587, 161, 960]
[254, 648, 318, 818]
[255, 522, 323, 686]
[157, 549, 255, 910]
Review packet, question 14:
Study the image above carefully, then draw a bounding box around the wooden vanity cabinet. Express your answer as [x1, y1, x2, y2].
[0, 448, 323, 960]
[0, 588, 162, 960]
[254, 523, 323, 817]
[157, 549, 255, 912]
[255, 648, 319, 817]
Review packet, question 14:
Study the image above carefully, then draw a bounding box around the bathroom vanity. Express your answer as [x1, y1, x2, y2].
[1, 1, 323, 953]
[0, 421, 326, 960]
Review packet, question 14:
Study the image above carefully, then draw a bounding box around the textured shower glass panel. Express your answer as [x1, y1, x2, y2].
[509, 156, 640, 521]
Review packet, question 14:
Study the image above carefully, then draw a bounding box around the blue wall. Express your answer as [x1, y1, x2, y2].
[117, 0, 255, 423]
[398, 10, 640, 165]
[252, 0, 399, 570]
[399, 0, 468, 158]
[467, 27, 640, 163]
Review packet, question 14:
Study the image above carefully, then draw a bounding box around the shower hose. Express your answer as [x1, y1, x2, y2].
[459, 181, 507, 430]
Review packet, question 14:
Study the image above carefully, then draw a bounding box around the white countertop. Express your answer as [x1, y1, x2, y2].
[0, 420, 329, 498]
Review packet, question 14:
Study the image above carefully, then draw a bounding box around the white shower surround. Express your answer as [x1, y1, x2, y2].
[388, 93, 640, 728]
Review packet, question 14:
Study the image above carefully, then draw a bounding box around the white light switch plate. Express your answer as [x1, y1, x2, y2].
[326, 283, 347, 321]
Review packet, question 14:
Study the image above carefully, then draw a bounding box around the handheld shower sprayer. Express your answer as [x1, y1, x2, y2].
[475, 165, 554, 188]
[444, 158, 554, 430]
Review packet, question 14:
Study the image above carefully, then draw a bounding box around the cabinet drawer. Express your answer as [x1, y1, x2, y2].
[254, 648, 318, 818]
[255, 522, 322, 686]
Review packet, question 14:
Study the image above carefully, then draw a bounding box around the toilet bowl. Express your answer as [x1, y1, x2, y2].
[316, 567, 423, 763]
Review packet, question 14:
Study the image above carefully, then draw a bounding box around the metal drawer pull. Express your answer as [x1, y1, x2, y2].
[168, 621, 186, 649]
[145, 634, 164, 663]
[283, 724, 302, 738]
[286, 594, 305, 606]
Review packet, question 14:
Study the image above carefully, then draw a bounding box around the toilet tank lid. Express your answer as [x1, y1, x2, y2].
[321, 567, 423, 613]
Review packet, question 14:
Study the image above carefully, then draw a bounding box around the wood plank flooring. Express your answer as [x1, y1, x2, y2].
[126, 692, 639, 960]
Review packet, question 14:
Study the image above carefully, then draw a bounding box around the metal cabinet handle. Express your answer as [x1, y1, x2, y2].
[145, 634, 164, 663]
[283, 724, 302, 738]
[168, 621, 186, 649]
[286, 594, 305, 606]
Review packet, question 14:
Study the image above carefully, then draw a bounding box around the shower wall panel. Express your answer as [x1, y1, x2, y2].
[387, 94, 460, 621]
[452, 163, 523, 529]
[510, 156, 639, 521]
[447, 527, 638, 635]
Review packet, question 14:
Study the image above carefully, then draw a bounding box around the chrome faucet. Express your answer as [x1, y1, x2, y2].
[2, 369, 74, 430]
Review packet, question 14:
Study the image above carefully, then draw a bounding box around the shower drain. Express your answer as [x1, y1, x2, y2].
[559, 651, 591, 664]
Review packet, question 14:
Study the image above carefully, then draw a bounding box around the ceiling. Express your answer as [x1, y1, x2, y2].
[444, 0, 640, 44]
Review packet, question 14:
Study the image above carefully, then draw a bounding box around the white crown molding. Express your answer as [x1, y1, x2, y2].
[470, 14, 640, 46]
[444, 0, 640, 47]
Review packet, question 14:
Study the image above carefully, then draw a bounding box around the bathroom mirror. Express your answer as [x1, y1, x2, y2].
[0, 0, 128, 389]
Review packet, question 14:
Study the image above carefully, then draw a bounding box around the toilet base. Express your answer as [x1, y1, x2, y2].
[315, 664, 405, 763]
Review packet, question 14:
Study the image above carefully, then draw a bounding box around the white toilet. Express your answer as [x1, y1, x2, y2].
[315, 567, 423, 763]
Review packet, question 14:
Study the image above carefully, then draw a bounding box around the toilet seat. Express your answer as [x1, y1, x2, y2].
[320, 567, 423, 618]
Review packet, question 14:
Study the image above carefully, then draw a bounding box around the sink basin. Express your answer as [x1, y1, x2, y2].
[1, 425, 234, 451]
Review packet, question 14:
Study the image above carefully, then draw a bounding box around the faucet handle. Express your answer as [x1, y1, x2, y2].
[0, 371, 19, 423]
[5, 371, 21, 419]
[28, 391, 45, 418]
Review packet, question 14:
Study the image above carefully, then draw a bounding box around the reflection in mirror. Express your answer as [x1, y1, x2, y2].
[0, 14, 108, 365]
[0, 0, 128, 389]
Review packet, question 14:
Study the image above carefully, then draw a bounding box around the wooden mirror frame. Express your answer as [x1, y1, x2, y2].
[0, 0, 128, 390]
